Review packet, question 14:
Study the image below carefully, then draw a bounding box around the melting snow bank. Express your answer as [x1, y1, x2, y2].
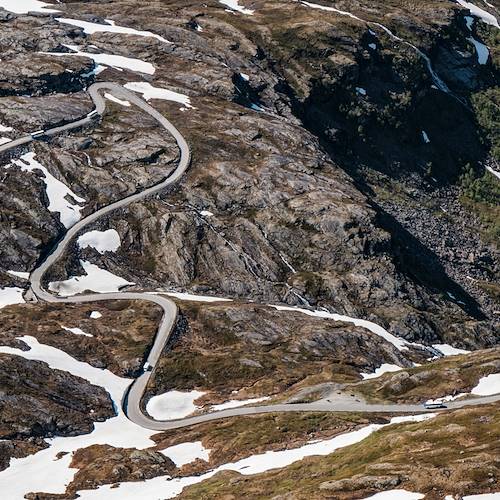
[77, 229, 121, 254]
[210, 396, 271, 411]
[48, 260, 134, 296]
[55, 18, 170, 44]
[104, 93, 131, 107]
[432, 343, 470, 356]
[362, 491, 424, 500]
[219, 0, 254, 15]
[124, 82, 193, 108]
[0, 0, 59, 14]
[471, 373, 500, 395]
[271, 305, 412, 352]
[156, 291, 232, 302]
[4, 152, 85, 228]
[6, 270, 29, 280]
[361, 363, 402, 380]
[0, 336, 157, 498]
[159, 441, 210, 467]
[74, 414, 436, 499]
[457, 0, 499, 28]
[146, 390, 206, 420]
[45, 45, 155, 75]
[0, 287, 25, 309]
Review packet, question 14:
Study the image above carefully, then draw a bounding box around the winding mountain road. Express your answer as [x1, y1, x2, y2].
[1, 82, 498, 432]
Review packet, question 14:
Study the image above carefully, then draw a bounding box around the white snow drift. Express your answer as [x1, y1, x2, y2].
[48, 260, 134, 296]
[0, 287, 25, 309]
[46, 45, 155, 75]
[210, 396, 270, 411]
[5, 152, 85, 228]
[146, 390, 206, 420]
[159, 441, 210, 467]
[104, 93, 131, 107]
[124, 82, 193, 108]
[77, 229, 121, 254]
[219, 0, 254, 15]
[0, 0, 59, 14]
[361, 363, 402, 380]
[471, 373, 500, 396]
[55, 17, 170, 43]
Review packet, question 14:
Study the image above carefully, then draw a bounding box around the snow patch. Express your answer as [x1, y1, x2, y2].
[48, 260, 134, 296]
[124, 82, 192, 108]
[55, 17, 170, 43]
[456, 0, 499, 28]
[90, 311, 102, 319]
[146, 390, 206, 420]
[219, 0, 254, 15]
[463, 493, 500, 499]
[210, 396, 270, 411]
[432, 343, 470, 356]
[6, 270, 29, 280]
[0, 137, 12, 145]
[46, 45, 155, 75]
[361, 363, 402, 380]
[0, 0, 59, 14]
[471, 373, 500, 396]
[161, 291, 232, 303]
[104, 93, 131, 107]
[0, 123, 13, 132]
[61, 326, 93, 337]
[0, 287, 25, 309]
[356, 87, 367, 96]
[361, 491, 425, 500]
[77, 229, 121, 254]
[5, 152, 85, 228]
[160, 441, 210, 467]
[486, 166, 500, 180]
[200, 210, 214, 217]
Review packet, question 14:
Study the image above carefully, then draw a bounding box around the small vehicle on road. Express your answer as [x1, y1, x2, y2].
[143, 362, 153, 372]
[87, 110, 100, 119]
[31, 130, 45, 139]
[423, 401, 448, 409]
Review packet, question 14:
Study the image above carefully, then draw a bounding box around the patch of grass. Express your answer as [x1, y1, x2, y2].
[459, 164, 500, 243]
[471, 87, 500, 161]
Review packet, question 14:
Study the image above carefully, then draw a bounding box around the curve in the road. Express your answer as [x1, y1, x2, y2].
[2, 82, 498, 432]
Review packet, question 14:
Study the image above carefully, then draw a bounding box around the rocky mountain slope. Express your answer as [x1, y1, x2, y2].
[0, 0, 498, 498]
